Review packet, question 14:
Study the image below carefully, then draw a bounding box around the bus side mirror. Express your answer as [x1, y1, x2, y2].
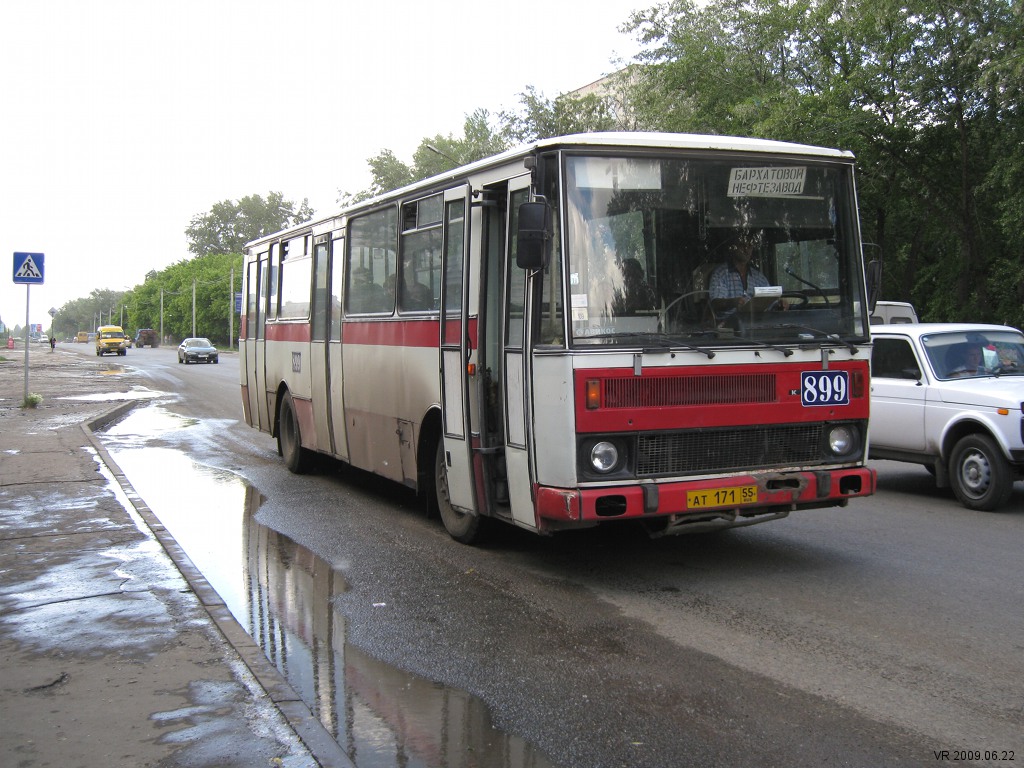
[516, 201, 552, 270]
[864, 251, 882, 311]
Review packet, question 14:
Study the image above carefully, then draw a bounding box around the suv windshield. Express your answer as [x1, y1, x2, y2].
[922, 330, 1024, 379]
[562, 154, 868, 348]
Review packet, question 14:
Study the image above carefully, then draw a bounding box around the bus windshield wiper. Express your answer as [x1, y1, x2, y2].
[578, 332, 715, 358]
[731, 332, 794, 357]
[776, 324, 860, 354]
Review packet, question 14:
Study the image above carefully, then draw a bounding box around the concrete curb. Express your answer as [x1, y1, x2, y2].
[82, 402, 354, 768]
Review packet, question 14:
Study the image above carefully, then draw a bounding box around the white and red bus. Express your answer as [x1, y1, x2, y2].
[240, 133, 876, 543]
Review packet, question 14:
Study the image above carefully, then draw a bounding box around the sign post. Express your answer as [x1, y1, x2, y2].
[13, 252, 45, 404]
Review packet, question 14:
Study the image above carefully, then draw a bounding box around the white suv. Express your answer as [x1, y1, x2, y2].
[870, 323, 1024, 510]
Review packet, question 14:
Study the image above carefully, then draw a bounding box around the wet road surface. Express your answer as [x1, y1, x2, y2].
[103, 406, 560, 768]
[84, 345, 1024, 767]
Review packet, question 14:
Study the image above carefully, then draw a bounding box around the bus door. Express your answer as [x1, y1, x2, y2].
[327, 232, 348, 461]
[439, 186, 476, 513]
[309, 235, 333, 453]
[244, 253, 267, 431]
[502, 179, 537, 528]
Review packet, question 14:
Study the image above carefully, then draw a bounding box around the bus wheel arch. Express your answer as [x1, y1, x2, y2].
[417, 409, 444, 511]
[419, 409, 483, 544]
[434, 440, 482, 544]
[277, 388, 312, 474]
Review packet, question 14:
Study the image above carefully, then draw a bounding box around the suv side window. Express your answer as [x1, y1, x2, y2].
[872, 338, 921, 379]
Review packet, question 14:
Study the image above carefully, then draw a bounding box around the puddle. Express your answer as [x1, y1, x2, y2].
[102, 409, 560, 768]
[62, 386, 167, 402]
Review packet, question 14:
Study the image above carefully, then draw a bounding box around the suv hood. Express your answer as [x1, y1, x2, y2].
[935, 376, 1024, 409]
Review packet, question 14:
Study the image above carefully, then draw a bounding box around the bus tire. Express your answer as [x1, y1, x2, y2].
[949, 433, 1013, 511]
[278, 391, 311, 474]
[435, 441, 480, 544]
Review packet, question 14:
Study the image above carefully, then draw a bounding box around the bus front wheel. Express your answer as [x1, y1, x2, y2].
[278, 391, 311, 474]
[435, 441, 480, 544]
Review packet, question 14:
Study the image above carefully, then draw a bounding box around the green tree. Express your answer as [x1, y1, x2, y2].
[127, 253, 242, 346]
[53, 289, 130, 339]
[501, 85, 620, 143]
[624, 0, 1023, 327]
[185, 192, 314, 256]
[340, 88, 626, 203]
[339, 110, 510, 203]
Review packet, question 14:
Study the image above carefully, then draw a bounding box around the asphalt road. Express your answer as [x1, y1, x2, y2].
[73, 343, 1024, 767]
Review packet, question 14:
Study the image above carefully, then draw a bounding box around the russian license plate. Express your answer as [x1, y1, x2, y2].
[687, 485, 758, 509]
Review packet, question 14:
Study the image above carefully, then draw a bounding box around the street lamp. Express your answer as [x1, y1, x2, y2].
[426, 144, 461, 166]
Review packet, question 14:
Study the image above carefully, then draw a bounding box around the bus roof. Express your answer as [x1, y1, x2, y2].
[246, 132, 855, 250]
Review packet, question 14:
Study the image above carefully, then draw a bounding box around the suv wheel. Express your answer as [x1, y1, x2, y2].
[949, 433, 1014, 511]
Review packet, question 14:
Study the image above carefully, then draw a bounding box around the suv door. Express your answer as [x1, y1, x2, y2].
[870, 336, 928, 452]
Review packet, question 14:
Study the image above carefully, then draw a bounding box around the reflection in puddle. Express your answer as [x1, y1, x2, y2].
[244, 514, 559, 768]
[104, 405, 199, 441]
[63, 386, 166, 402]
[105, 440, 558, 768]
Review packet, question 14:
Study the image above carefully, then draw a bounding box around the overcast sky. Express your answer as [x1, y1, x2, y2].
[1, 0, 647, 330]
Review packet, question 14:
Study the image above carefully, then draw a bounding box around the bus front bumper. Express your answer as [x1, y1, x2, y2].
[534, 467, 877, 533]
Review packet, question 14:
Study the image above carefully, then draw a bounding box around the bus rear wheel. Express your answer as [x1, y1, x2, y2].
[278, 391, 311, 474]
[435, 441, 481, 544]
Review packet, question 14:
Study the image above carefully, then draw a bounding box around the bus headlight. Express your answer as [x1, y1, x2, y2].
[589, 441, 620, 473]
[827, 425, 856, 456]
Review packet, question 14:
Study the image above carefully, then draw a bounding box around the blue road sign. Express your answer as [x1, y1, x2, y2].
[13, 252, 45, 284]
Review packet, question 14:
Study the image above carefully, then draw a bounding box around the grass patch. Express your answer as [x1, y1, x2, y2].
[22, 392, 43, 408]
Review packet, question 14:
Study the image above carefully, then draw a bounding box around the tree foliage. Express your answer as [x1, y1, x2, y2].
[127, 252, 242, 346]
[48, 289, 130, 341]
[500, 86, 621, 143]
[185, 192, 314, 257]
[55, 2, 1024, 334]
[341, 91, 622, 202]
[624, 0, 1024, 327]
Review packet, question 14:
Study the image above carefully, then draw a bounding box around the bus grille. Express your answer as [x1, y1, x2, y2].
[636, 424, 821, 476]
[604, 373, 775, 408]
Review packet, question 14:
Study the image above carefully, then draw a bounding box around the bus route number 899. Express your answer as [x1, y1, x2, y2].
[800, 370, 850, 406]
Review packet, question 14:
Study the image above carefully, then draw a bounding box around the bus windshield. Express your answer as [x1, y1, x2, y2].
[563, 153, 868, 347]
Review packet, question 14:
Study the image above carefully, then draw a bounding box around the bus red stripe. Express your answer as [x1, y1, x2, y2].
[257, 318, 475, 347]
[343, 318, 475, 347]
[264, 324, 312, 343]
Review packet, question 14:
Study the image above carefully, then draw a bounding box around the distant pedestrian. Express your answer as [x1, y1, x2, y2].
[49, 336, 56, 351]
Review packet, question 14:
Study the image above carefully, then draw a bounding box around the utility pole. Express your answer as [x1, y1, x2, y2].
[229, 267, 234, 351]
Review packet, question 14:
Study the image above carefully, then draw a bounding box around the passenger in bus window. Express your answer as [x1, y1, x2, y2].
[384, 274, 398, 309]
[392, 266, 433, 312]
[400, 276, 433, 311]
[349, 267, 386, 313]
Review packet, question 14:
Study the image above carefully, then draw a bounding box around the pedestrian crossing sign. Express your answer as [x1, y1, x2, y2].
[13, 252, 45, 284]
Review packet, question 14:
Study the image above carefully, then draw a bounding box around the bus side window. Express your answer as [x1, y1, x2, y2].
[266, 243, 280, 320]
[400, 194, 443, 313]
[347, 208, 397, 315]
